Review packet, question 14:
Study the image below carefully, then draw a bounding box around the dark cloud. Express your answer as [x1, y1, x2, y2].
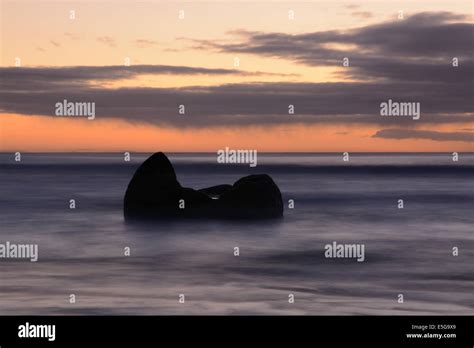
[0, 65, 284, 91]
[373, 129, 473, 142]
[0, 75, 471, 127]
[334, 58, 473, 84]
[349, 12, 470, 56]
[193, 12, 473, 84]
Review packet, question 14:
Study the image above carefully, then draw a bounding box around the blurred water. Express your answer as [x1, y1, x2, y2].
[0, 153, 473, 315]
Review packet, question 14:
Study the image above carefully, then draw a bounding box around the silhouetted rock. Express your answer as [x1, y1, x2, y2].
[124, 152, 283, 220]
[219, 175, 284, 218]
[198, 184, 232, 198]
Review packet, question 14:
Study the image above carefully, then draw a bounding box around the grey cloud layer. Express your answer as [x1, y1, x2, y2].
[0, 65, 272, 84]
[0, 79, 471, 128]
[194, 12, 474, 83]
[0, 65, 291, 92]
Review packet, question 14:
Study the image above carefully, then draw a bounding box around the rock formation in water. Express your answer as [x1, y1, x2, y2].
[124, 152, 283, 220]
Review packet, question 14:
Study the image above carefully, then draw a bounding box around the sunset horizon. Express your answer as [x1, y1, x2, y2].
[1, 1, 472, 152]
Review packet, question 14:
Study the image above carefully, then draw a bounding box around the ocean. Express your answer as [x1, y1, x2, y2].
[0, 153, 473, 315]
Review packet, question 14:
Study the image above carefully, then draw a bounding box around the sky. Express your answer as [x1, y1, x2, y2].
[0, 0, 473, 152]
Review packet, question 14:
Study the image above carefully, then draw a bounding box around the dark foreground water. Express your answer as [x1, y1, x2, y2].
[0, 153, 473, 315]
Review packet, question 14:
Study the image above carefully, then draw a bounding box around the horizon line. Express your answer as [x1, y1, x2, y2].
[1, 151, 473, 154]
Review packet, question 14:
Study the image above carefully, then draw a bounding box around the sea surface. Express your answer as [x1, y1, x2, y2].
[0, 153, 473, 315]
